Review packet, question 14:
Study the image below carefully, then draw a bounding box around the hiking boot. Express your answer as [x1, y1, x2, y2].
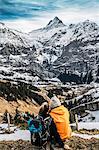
[50, 144, 63, 149]
[64, 144, 71, 150]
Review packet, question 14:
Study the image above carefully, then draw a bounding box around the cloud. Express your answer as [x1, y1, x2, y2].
[0, 0, 47, 20]
[1, 0, 99, 20]
[4, 19, 46, 33]
[0, 0, 59, 20]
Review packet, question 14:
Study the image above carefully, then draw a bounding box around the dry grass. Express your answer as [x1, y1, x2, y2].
[0, 97, 39, 120]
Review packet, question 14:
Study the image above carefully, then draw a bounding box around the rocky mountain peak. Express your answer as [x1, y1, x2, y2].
[45, 16, 65, 29]
[75, 20, 99, 32]
[83, 20, 98, 28]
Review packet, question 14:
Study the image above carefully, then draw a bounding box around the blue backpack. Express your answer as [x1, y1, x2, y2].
[28, 117, 43, 133]
[28, 116, 51, 147]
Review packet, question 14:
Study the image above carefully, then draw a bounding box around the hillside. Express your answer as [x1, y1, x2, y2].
[0, 97, 39, 118]
[0, 80, 99, 125]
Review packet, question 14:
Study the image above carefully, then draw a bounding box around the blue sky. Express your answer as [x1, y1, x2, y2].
[1, 0, 99, 32]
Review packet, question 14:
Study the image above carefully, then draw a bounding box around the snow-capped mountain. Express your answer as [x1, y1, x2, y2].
[0, 22, 50, 82]
[0, 17, 99, 83]
[0, 22, 28, 47]
[44, 16, 65, 29]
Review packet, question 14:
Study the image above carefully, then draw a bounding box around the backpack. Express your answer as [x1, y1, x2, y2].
[28, 115, 52, 147]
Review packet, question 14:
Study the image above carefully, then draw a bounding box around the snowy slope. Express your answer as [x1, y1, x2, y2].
[80, 110, 99, 122]
[0, 123, 99, 141]
[0, 124, 30, 141]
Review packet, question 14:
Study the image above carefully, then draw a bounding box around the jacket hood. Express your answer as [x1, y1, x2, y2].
[50, 105, 69, 122]
[51, 105, 66, 115]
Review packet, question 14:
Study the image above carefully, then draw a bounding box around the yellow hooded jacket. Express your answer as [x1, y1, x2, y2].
[50, 105, 72, 140]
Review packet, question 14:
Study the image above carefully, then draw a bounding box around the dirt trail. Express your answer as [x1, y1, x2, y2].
[0, 136, 99, 150]
[67, 136, 99, 150]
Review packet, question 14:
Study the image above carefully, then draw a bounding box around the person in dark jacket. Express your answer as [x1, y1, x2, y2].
[39, 102, 64, 148]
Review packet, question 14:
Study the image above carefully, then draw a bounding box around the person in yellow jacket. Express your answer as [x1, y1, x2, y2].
[49, 95, 72, 149]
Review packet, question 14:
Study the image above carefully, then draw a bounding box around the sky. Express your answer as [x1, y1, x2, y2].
[1, 0, 99, 32]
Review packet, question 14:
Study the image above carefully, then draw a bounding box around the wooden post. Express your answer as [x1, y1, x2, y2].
[75, 114, 78, 131]
[7, 112, 10, 132]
